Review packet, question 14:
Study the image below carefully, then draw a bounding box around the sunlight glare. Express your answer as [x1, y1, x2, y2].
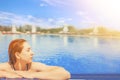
[81, 0, 120, 30]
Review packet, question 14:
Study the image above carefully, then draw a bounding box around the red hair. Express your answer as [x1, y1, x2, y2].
[8, 39, 26, 65]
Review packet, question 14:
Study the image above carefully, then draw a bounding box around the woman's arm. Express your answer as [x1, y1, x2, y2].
[0, 63, 22, 78]
[34, 66, 71, 80]
[32, 62, 71, 79]
[0, 70, 22, 78]
[15, 67, 70, 80]
[15, 62, 71, 80]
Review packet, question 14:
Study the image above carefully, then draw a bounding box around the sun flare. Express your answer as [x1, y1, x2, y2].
[76, 0, 120, 30]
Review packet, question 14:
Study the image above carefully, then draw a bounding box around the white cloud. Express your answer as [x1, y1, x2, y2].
[47, 17, 73, 27]
[0, 11, 72, 28]
[27, 15, 34, 19]
[48, 18, 54, 22]
[76, 11, 85, 16]
[76, 11, 96, 25]
[41, 0, 68, 7]
[57, 20, 65, 24]
[40, 0, 84, 8]
[67, 18, 72, 21]
[0, 11, 45, 26]
[40, 3, 47, 7]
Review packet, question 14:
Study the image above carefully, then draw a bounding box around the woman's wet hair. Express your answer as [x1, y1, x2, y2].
[8, 39, 26, 65]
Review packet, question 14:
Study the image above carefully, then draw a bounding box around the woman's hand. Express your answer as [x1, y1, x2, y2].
[0, 71, 22, 78]
[14, 71, 35, 78]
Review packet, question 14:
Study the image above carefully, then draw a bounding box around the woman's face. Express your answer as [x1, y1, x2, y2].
[19, 42, 34, 63]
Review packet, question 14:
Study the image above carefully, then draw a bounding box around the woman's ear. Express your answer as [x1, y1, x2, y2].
[15, 52, 20, 59]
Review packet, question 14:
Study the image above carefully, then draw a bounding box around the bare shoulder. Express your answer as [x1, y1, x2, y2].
[32, 62, 59, 68]
[31, 62, 63, 71]
[31, 62, 48, 69]
[31, 62, 47, 71]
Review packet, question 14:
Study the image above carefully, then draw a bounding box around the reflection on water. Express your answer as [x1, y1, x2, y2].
[93, 37, 98, 48]
[0, 35, 120, 74]
[12, 34, 18, 40]
[31, 34, 36, 47]
[63, 35, 68, 46]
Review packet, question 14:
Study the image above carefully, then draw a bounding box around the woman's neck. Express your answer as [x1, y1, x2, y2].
[13, 61, 30, 71]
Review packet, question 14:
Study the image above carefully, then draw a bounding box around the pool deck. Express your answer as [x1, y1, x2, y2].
[1, 74, 120, 80]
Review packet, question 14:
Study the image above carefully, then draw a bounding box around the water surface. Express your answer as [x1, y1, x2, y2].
[0, 34, 120, 74]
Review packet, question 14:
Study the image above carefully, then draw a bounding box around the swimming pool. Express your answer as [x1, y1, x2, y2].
[0, 34, 120, 75]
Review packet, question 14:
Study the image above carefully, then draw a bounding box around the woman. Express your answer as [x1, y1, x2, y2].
[0, 39, 71, 80]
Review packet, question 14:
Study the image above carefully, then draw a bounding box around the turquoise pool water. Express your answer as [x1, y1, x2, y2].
[0, 34, 120, 74]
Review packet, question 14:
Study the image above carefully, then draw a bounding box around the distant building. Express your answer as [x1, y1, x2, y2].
[31, 25, 36, 33]
[93, 26, 98, 34]
[63, 26, 69, 33]
[12, 25, 17, 33]
[89, 26, 98, 35]
[59, 25, 69, 34]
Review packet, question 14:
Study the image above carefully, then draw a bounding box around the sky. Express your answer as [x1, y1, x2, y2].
[0, 0, 120, 30]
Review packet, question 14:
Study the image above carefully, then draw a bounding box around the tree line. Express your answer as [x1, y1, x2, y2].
[0, 25, 120, 36]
